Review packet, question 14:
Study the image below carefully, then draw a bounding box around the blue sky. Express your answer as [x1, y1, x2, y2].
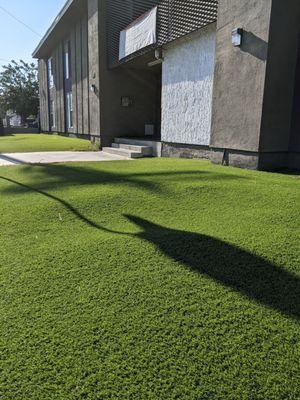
[0, 0, 66, 71]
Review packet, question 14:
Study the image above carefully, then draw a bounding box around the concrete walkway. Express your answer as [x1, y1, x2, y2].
[0, 151, 130, 166]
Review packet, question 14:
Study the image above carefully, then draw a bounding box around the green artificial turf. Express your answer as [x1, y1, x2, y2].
[0, 159, 299, 399]
[0, 134, 97, 153]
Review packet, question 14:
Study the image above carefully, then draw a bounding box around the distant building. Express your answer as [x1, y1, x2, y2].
[33, 0, 300, 170]
[4, 111, 22, 127]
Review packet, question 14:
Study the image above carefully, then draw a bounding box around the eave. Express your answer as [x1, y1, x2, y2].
[32, 0, 85, 59]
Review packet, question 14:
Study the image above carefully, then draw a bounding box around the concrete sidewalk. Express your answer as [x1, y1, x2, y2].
[0, 151, 130, 166]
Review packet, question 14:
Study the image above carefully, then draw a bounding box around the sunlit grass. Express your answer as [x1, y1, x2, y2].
[0, 133, 97, 153]
[0, 158, 299, 399]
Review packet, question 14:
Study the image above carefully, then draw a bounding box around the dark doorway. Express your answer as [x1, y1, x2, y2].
[120, 50, 162, 141]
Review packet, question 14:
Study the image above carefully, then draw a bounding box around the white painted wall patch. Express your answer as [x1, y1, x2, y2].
[161, 23, 216, 146]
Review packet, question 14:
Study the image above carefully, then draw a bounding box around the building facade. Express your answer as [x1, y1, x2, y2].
[33, 0, 300, 170]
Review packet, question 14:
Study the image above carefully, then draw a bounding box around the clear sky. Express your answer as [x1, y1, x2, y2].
[0, 0, 66, 71]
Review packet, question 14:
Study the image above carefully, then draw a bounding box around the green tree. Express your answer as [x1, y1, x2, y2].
[0, 60, 39, 125]
[0, 112, 3, 135]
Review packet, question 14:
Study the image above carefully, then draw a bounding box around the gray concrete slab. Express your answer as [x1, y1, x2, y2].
[0, 151, 130, 166]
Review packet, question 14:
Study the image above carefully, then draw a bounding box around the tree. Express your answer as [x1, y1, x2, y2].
[0, 60, 39, 125]
[0, 110, 3, 135]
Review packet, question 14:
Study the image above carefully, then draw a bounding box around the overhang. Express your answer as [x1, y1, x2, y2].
[32, 0, 86, 59]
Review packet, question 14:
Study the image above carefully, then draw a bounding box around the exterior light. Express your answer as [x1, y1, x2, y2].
[148, 47, 164, 67]
[90, 84, 96, 93]
[121, 96, 133, 107]
[155, 48, 163, 60]
[232, 28, 243, 47]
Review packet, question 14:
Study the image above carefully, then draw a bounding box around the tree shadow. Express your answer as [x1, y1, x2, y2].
[125, 215, 300, 321]
[0, 175, 109, 231]
[0, 162, 247, 196]
[0, 154, 26, 165]
[2, 173, 297, 320]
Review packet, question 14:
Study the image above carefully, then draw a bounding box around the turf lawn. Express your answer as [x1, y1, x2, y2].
[0, 134, 97, 153]
[0, 159, 299, 400]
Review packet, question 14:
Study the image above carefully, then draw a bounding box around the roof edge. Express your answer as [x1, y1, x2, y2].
[32, 0, 74, 58]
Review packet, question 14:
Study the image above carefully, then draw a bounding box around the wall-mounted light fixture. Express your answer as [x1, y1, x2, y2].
[90, 84, 96, 93]
[155, 48, 163, 60]
[121, 96, 133, 107]
[148, 47, 164, 68]
[232, 28, 243, 47]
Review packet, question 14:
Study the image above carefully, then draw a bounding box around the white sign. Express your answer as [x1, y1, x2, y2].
[119, 7, 157, 60]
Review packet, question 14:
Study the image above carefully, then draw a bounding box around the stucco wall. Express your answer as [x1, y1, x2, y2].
[161, 23, 216, 146]
[260, 0, 300, 153]
[88, 0, 100, 139]
[211, 0, 272, 152]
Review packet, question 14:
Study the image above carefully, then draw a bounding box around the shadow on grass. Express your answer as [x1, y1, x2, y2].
[1, 162, 247, 196]
[1, 171, 299, 321]
[0, 175, 106, 231]
[279, 169, 300, 177]
[126, 215, 300, 321]
[0, 154, 26, 165]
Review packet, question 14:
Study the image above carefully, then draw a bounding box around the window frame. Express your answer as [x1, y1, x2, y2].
[50, 99, 56, 129]
[66, 92, 73, 129]
[48, 57, 54, 89]
[64, 40, 72, 80]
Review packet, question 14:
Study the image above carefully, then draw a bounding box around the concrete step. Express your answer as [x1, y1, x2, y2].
[114, 137, 162, 157]
[102, 147, 143, 159]
[112, 143, 153, 156]
[115, 137, 158, 146]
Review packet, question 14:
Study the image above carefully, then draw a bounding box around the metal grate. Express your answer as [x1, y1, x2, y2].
[107, 0, 159, 67]
[107, 0, 218, 68]
[163, 0, 218, 42]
